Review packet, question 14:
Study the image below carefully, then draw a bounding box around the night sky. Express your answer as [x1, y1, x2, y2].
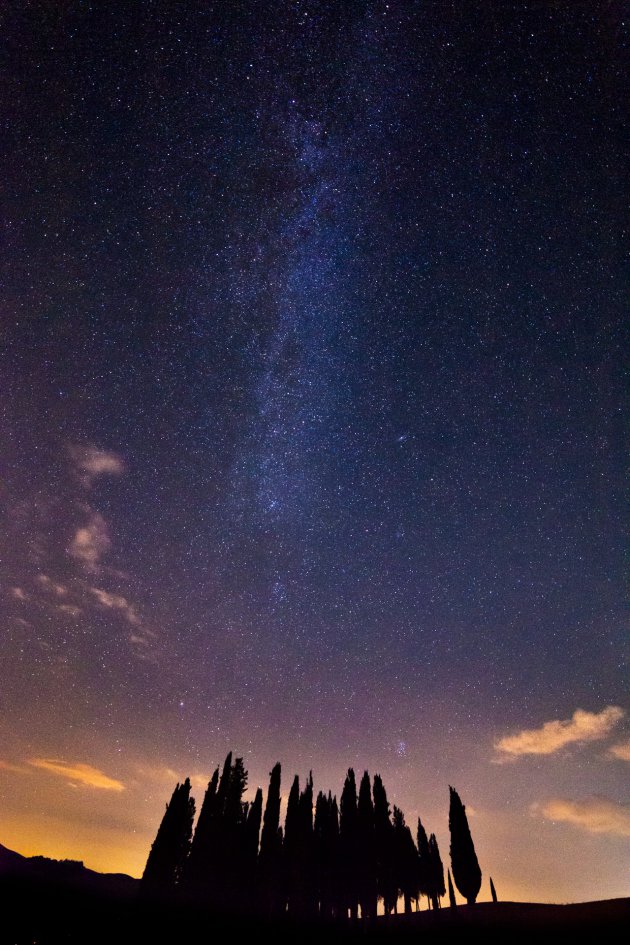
[1, 0, 627, 904]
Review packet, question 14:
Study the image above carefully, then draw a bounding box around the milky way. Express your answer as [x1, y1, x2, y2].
[1, 1, 627, 902]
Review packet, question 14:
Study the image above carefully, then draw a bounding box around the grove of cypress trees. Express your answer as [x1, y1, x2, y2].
[141, 778, 195, 894]
[448, 786, 481, 905]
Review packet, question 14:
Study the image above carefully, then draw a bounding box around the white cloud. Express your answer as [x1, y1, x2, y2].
[534, 796, 630, 838]
[495, 706, 625, 759]
[69, 445, 125, 488]
[30, 758, 125, 792]
[68, 512, 111, 570]
[609, 739, 630, 762]
[90, 587, 140, 626]
[10, 587, 27, 600]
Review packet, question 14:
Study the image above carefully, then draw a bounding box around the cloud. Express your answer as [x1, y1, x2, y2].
[534, 796, 630, 838]
[0, 760, 30, 775]
[37, 574, 68, 597]
[609, 739, 630, 762]
[495, 706, 625, 759]
[29, 759, 125, 792]
[10, 587, 27, 600]
[90, 587, 140, 626]
[68, 511, 111, 570]
[57, 603, 83, 617]
[69, 445, 125, 488]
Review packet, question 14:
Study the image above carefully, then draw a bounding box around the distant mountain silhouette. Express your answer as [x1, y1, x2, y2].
[0, 841, 137, 896]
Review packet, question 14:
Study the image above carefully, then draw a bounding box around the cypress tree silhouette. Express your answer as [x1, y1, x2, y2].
[314, 790, 340, 919]
[259, 763, 282, 916]
[447, 869, 457, 910]
[297, 772, 315, 917]
[340, 769, 359, 920]
[142, 778, 195, 893]
[283, 774, 301, 915]
[448, 786, 482, 905]
[428, 833, 445, 910]
[182, 766, 219, 891]
[373, 774, 397, 916]
[221, 756, 249, 908]
[244, 787, 263, 875]
[357, 771, 377, 921]
[416, 818, 431, 908]
[392, 807, 419, 914]
[490, 876, 498, 902]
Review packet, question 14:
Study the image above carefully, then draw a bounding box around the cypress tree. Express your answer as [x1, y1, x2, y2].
[283, 775, 301, 915]
[392, 807, 419, 914]
[448, 787, 481, 905]
[141, 778, 195, 893]
[416, 819, 431, 908]
[244, 788, 263, 869]
[373, 774, 397, 916]
[447, 869, 457, 910]
[183, 766, 219, 890]
[357, 771, 377, 921]
[259, 763, 282, 915]
[297, 772, 316, 916]
[340, 769, 359, 920]
[428, 833, 445, 910]
[314, 790, 339, 918]
[490, 876, 498, 902]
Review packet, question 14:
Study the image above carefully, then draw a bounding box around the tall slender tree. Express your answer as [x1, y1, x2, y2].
[416, 818, 431, 908]
[340, 769, 359, 920]
[373, 775, 397, 916]
[490, 876, 498, 903]
[447, 869, 457, 910]
[259, 763, 282, 915]
[448, 787, 481, 905]
[182, 767, 219, 890]
[141, 778, 195, 893]
[392, 807, 419, 914]
[428, 833, 445, 910]
[357, 771, 377, 920]
[283, 774, 301, 915]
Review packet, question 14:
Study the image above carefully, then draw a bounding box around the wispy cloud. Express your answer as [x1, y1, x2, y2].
[90, 587, 140, 626]
[69, 445, 125, 488]
[10, 587, 27, 601]
[609, 739, 630, 762]
[29, 759, 125, 792]
[0, 760, 30, 775]
[37, 574, 68, 597]
[533, 796, 630, 838]
[68, 511, 111, 570]
[495, 706, 625, 759]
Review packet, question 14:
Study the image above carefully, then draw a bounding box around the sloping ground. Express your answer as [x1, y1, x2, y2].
[376, 899, 630, 941]
[1, 843, 628, 945]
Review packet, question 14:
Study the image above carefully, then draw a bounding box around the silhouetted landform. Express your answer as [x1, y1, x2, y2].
[1, 844, 628, 945]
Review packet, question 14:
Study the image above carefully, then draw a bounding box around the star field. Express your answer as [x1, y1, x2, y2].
[1, 0, 627, 902]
